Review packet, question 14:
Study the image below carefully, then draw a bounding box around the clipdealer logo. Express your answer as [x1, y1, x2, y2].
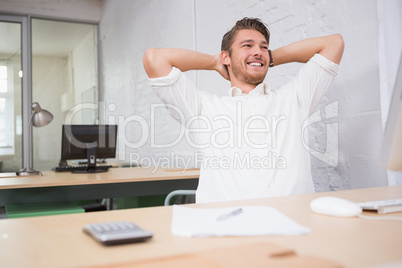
[63, 100, 338, 168]
[64, 101, 287, 150]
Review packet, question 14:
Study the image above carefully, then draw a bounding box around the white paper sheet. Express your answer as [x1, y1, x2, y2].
[171, 205, 311, 238]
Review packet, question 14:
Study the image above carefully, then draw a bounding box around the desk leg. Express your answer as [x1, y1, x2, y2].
[103, 198, 117, 210]
[0, 206, 7, 219]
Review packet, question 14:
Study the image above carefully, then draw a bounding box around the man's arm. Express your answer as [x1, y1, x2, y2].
[271, 34, 344, 66]
[143, 48, 229, 79]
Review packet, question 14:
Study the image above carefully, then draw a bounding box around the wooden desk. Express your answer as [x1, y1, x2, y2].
[0, 186, 401, 267]
[0, 167, 199, 206]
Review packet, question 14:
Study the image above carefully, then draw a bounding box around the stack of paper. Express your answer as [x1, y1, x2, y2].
[171, 205, 311, 238]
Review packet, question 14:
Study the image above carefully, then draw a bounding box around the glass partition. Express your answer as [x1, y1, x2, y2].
[0, 16, 98, 173]
[0, 20, 23, 172]
[31, 19, 98, 171]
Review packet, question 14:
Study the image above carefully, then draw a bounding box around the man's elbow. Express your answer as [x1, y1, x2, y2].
[330, 34, 344, 64]
[321, 34, 344, 64]
[143, 48, 158, 77]
[332, 34, 345, 51]
[143, 48, 172, 78]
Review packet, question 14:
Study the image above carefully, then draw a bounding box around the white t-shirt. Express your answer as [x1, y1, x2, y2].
[149, 54, 339, 203]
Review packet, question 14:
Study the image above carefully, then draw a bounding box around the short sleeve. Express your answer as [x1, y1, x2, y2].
[292, 54, 339, 114]
[149, 67, 200, 124]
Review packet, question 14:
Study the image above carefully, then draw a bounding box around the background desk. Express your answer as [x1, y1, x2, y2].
[0, 167, 199, 206]
[0, 186, 401, 267]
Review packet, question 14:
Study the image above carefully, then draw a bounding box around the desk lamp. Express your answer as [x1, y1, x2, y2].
[17, 102, 53, 176]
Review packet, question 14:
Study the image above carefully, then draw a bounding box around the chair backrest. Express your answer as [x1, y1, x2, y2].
[164, 190, 196, 206]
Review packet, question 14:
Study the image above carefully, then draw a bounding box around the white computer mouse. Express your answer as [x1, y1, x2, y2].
[310, 196, 362, 217]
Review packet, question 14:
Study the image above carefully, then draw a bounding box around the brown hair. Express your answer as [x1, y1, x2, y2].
[221, 17, 270, 55]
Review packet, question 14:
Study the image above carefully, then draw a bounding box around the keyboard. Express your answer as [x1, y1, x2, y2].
[53, 165, 112, 173]
[356, 199, 402, 214]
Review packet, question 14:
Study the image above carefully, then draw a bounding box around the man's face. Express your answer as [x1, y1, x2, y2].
[226, 29, 269, 88]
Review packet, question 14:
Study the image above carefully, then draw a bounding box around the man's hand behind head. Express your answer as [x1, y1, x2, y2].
[215, 53, 230, 81]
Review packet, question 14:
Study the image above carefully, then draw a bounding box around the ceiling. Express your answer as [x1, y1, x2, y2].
[0, 18, 96, 59]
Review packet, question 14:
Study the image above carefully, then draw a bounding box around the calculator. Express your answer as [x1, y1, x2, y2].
[83, 221, 153, 245]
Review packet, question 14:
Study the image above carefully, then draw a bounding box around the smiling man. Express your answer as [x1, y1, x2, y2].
[143, 17, 344, 203]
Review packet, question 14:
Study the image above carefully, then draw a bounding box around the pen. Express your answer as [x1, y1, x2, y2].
[216, 208, 243, 221]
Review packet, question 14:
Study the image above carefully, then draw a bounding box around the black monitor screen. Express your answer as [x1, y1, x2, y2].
[61, 124, 117, 163]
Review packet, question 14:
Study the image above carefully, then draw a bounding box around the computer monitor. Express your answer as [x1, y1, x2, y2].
[379, 52, 402, 171]
[60, 124, 118, 173]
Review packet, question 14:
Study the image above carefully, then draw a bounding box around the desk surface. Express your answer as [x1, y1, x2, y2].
[0, 185, 401, 268]
[0, 167, 200, 189]
[0, 167, 200, 206]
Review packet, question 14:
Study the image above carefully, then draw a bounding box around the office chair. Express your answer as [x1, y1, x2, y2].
[164, 190, 196, 206]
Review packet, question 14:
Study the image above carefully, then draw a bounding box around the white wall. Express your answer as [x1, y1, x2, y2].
[100, 0, 390, 191]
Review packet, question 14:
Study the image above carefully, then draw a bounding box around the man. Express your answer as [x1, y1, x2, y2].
[143, 17, 344, 203]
